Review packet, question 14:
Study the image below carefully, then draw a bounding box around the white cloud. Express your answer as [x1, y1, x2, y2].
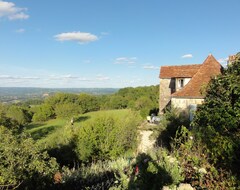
[181, 54, 193, 58]
[15, 28, 25, 33]
[96, 74, 110, 81]
[114, 57, 137, 64]
[0, 75, 39, 80]
[47, 74, 110, 83]
[54, 32, 98, 44]
[142, 65, 159, 70]
[218, 57, 228, 64]
[0, 1, 29, 20]
[48, 74, 80, 80]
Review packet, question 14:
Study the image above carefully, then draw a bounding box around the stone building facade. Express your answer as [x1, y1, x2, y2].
[159, 54, 223, 114]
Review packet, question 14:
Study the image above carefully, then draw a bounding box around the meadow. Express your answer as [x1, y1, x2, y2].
[26, 109, 139, 151]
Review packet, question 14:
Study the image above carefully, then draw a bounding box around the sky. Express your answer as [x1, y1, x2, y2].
[0, 0, 239, 88]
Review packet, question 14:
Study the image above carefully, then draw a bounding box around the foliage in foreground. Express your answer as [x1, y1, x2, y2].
[192, 53, 240, 173]
[75, 110, 142, 162]
[154, 107, 240, 189]
[171, 126, 239, 189]
[51, 149, 183, 190]
[0, 126, 59, 189]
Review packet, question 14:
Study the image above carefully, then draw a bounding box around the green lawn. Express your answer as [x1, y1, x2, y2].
[26, 109, 134, 149]
[26, 119, 67, 140]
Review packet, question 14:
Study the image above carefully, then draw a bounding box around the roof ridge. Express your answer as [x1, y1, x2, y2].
[161, 63, 200, 67]
[172, 54, 223, 97]
[160, 64, 202, 78]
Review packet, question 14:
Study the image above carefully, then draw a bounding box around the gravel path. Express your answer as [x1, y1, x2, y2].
[137, 130, 155, 153]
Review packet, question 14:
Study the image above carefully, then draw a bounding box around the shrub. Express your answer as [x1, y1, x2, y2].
[32, 104, 54, 122]
[156, 107, 190, 150]
[171, 126, 239, 189]
[0, 126, 59, 189]
[75, 111, 141, 162]
[192, 54, 240, 172]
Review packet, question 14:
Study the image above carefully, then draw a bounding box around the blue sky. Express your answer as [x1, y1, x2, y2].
[0, 0, 239, 88]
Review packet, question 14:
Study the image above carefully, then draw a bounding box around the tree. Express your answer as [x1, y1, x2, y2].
[32, 104, 54, 122]
[0, 126, 58, 189]
[5, 105, 32, 126]
[78, 93, 100, 113]
[134, 96, 154, 117]
[43, 93, 100, 119]
[55, 103, 80, 119]
[193, 53, 240, 171]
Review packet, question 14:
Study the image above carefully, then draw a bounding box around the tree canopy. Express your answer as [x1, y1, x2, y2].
[193, 53, 240, 172]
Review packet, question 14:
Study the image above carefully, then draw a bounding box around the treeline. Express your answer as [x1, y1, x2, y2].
[0, 85, 158, 126]
[0, 85, 158, 189]
[101, 85, 159, 117]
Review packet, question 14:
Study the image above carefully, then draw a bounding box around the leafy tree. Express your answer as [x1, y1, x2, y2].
[45, 93, 79, 107]
[55, 103, 80, 119]
[134, 96, 154, 117]
[102, 85, 159, 114]
[75, 111, 141, 162]
[0, 126, 58, 189]
[0, 104, 13, 129]
[193, 53, 240, 171]
[32, 104, 54, 122]
[78, 93, 100, 113]
[5, 105, 32, 126]
[43, 93, 100, 119]
[107, 95, 128, 109]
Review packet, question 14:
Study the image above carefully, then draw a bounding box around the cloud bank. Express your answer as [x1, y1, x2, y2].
[0, 1, 29, 20]
[114, 57, 137, 64]
[142, 65, 159, 70]
[181, 54, 193, 58]
[54, 32, 98, 44]
[218, 57, 228, 64]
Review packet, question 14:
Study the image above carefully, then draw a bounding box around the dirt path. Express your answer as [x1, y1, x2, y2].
[137, 128, 156, 153]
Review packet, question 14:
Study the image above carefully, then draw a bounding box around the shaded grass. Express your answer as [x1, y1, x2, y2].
[26, 109, 133, 149]
[74, 109, 133, 128]
[26, 119, 67, 140]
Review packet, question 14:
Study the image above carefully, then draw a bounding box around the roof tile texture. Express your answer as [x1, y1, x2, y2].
[160, 64, 201, 78]
[172, 55, 223, 97]
[159, 54, 223, 98]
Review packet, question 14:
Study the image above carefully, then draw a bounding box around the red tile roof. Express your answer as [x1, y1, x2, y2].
[172, 54, 223, 98]
[159, 64, 201, 78]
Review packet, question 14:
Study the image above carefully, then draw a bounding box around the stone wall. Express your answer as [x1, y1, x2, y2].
[159, 78, 175, 113]
[171, 97, 204, 110]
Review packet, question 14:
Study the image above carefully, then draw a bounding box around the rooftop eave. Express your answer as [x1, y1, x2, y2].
[171, 95, 205, 99]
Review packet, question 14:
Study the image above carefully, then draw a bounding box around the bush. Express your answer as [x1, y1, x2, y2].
[75, 111, 141, 162]
[171, 126, 239, 189]
[0, 126, 59, 189]
[156, 107, 190, 150]
[32, 104, 54, 122]
[192, 54, 240, 172]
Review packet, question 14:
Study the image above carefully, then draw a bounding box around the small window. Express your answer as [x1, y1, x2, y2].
[178, 79, 184, 88]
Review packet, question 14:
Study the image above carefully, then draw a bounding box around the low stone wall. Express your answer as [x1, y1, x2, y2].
[171, 97, 204, 110]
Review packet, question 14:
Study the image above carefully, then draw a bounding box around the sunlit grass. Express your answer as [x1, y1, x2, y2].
[26, 109, 133, 149]
[26, 119, 67, 140]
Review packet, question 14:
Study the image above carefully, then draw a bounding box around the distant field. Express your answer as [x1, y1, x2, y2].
[26, 109, 134, 149]
[0, 87, 119, 103]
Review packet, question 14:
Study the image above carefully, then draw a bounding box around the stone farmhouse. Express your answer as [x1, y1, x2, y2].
[159, 54, 223, 114]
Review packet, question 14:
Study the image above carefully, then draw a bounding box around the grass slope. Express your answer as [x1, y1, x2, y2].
[26, 109, 133, 149]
